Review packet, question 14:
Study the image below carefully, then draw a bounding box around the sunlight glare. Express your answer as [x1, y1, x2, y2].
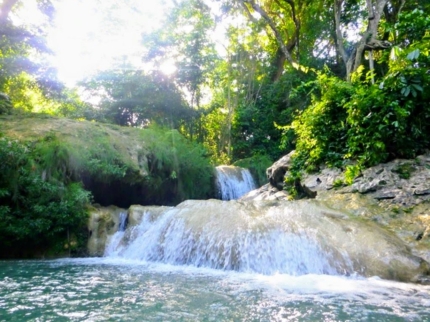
[46, 0, 167, 86]
[160, 59, 177, 76]
[9, 0, 46, 26]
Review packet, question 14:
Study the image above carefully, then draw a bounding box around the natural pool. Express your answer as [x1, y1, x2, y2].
[1, 258, 429, 321]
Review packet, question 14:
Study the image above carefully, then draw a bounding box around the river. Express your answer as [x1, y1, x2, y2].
[1, 258, 429, 321]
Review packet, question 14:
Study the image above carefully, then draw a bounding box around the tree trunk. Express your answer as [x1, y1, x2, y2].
[334, 0, 390, 81]
[241, 0, 295, 65]
[241, 0, 300, 81]
[271, 48, 287, 82]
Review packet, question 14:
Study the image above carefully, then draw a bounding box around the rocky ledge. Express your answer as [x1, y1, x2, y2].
[242, 151, 430, 265]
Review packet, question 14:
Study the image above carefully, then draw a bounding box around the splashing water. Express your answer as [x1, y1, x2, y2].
[101, 198, 428, 281]
[105, 208, 338, 275]
[118, 212, 128, 231]
[215, 165, 257, 200]
[104, 212, 128, 256]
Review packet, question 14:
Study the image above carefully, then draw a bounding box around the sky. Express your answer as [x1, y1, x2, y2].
[11, 0, 236, 90]
[12, 0, 171, 86]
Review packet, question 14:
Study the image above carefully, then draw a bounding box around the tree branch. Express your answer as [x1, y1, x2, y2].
[351, 0, 388, 77]
[334, 0, 348, 69]
[241, 0, 295, 65]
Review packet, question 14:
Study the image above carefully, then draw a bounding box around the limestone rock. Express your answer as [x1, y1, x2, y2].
[241, 183, 289, 201]
[87, 206, 127, 256]
[266, 151, 294, 189]
[303, 168, 344, 191]
[245, 152, 430, 273]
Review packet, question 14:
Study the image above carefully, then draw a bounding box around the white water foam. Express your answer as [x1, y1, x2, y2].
[104, 206, 340, 275]
[6, 258, 430, 321]
[103, 212, 128, 256]
[215, 166, 257, 200]
[53, 257, 430, 313]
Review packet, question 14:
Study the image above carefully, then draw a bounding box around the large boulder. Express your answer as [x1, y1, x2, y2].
[87, 206, 127, 256]
[246, 152, 430, 267]
[266, 151, 295, 189]
[0, 114, 214, 207]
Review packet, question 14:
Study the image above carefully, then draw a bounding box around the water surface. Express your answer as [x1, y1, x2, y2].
[1, 258, 429, 321]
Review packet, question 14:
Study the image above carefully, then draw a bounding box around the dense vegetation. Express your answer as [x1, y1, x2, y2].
[0, 114, 213, 257]
[0, 0, 429, 255]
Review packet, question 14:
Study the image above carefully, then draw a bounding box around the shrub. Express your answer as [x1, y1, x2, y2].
[142, 125, 214, 203]
[0, 135, 91, 256]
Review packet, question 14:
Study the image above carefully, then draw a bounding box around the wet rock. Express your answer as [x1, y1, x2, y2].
[88, 198, 430, 283]
[373, 190, 398, 200]
[87, 206, 127, 256]
[266, 151, 294, 189]
[244, 152, 430, 280]
[414, 186, 430, 195]
[241, 183, 289, 201]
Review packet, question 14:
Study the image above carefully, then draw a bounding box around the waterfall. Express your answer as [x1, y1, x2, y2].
[215, 166, 257, 200]
[104, 212, 128, 256]
[104, 200, 351, 275]
[101, 200, 426, 280]
[118, 212, 128, 231]
[105, 205, 332, 274]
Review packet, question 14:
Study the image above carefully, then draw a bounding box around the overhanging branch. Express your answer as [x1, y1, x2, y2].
[240, 0, 295, 65]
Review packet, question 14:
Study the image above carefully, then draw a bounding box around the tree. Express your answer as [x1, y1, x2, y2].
[0, 0, 69, 112]
[334, 0, 391, 80]
[142, 0, 219, 109]
[80, 69, 196, 128]
[0, 0, 19, 23]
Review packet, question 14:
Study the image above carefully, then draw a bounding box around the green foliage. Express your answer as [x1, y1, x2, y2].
[283, 168, 302, 200]
[289, 72, 353, 171]
[0, 134, 91, 256]
[198, 107, 231, 164]
[142, 0, 218, 109]
[143, 125, 214, 203]
[286, 10, 430, 174]
[80, 69, 195, 128]
[79, 132, 128, 182]
[344, 165, 361, 185]
[0, 16, 68, 115]
[232, 69, 309, 162]
[333, 179, 344, 188]
[0, 93, 12, 114]
[233, 155, 272, 187]
[33, 129, 129, 184]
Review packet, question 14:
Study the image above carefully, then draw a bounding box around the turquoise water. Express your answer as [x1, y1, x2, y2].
[1, 258, 429, 321]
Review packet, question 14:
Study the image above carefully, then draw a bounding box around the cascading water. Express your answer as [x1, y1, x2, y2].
[104, 212, 128, 256]
[105, 206, 337, 275]
[3, 191, 429, 321]
[118, 212, 128, 231]
[103, 199, 426, 280]
[215, 165, 257, 200]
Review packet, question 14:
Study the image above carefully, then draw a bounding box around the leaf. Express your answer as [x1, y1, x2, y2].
[406, 49, 420, 60]
[390, 46, 401, 60]
[401, 87, 410, 97]
[411, 84, 423, 92]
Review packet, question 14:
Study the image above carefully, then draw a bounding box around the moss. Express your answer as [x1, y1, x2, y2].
[391, 162, 416, 180]
[0, 112, 214, 206]
[333, 179, 344, 188]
